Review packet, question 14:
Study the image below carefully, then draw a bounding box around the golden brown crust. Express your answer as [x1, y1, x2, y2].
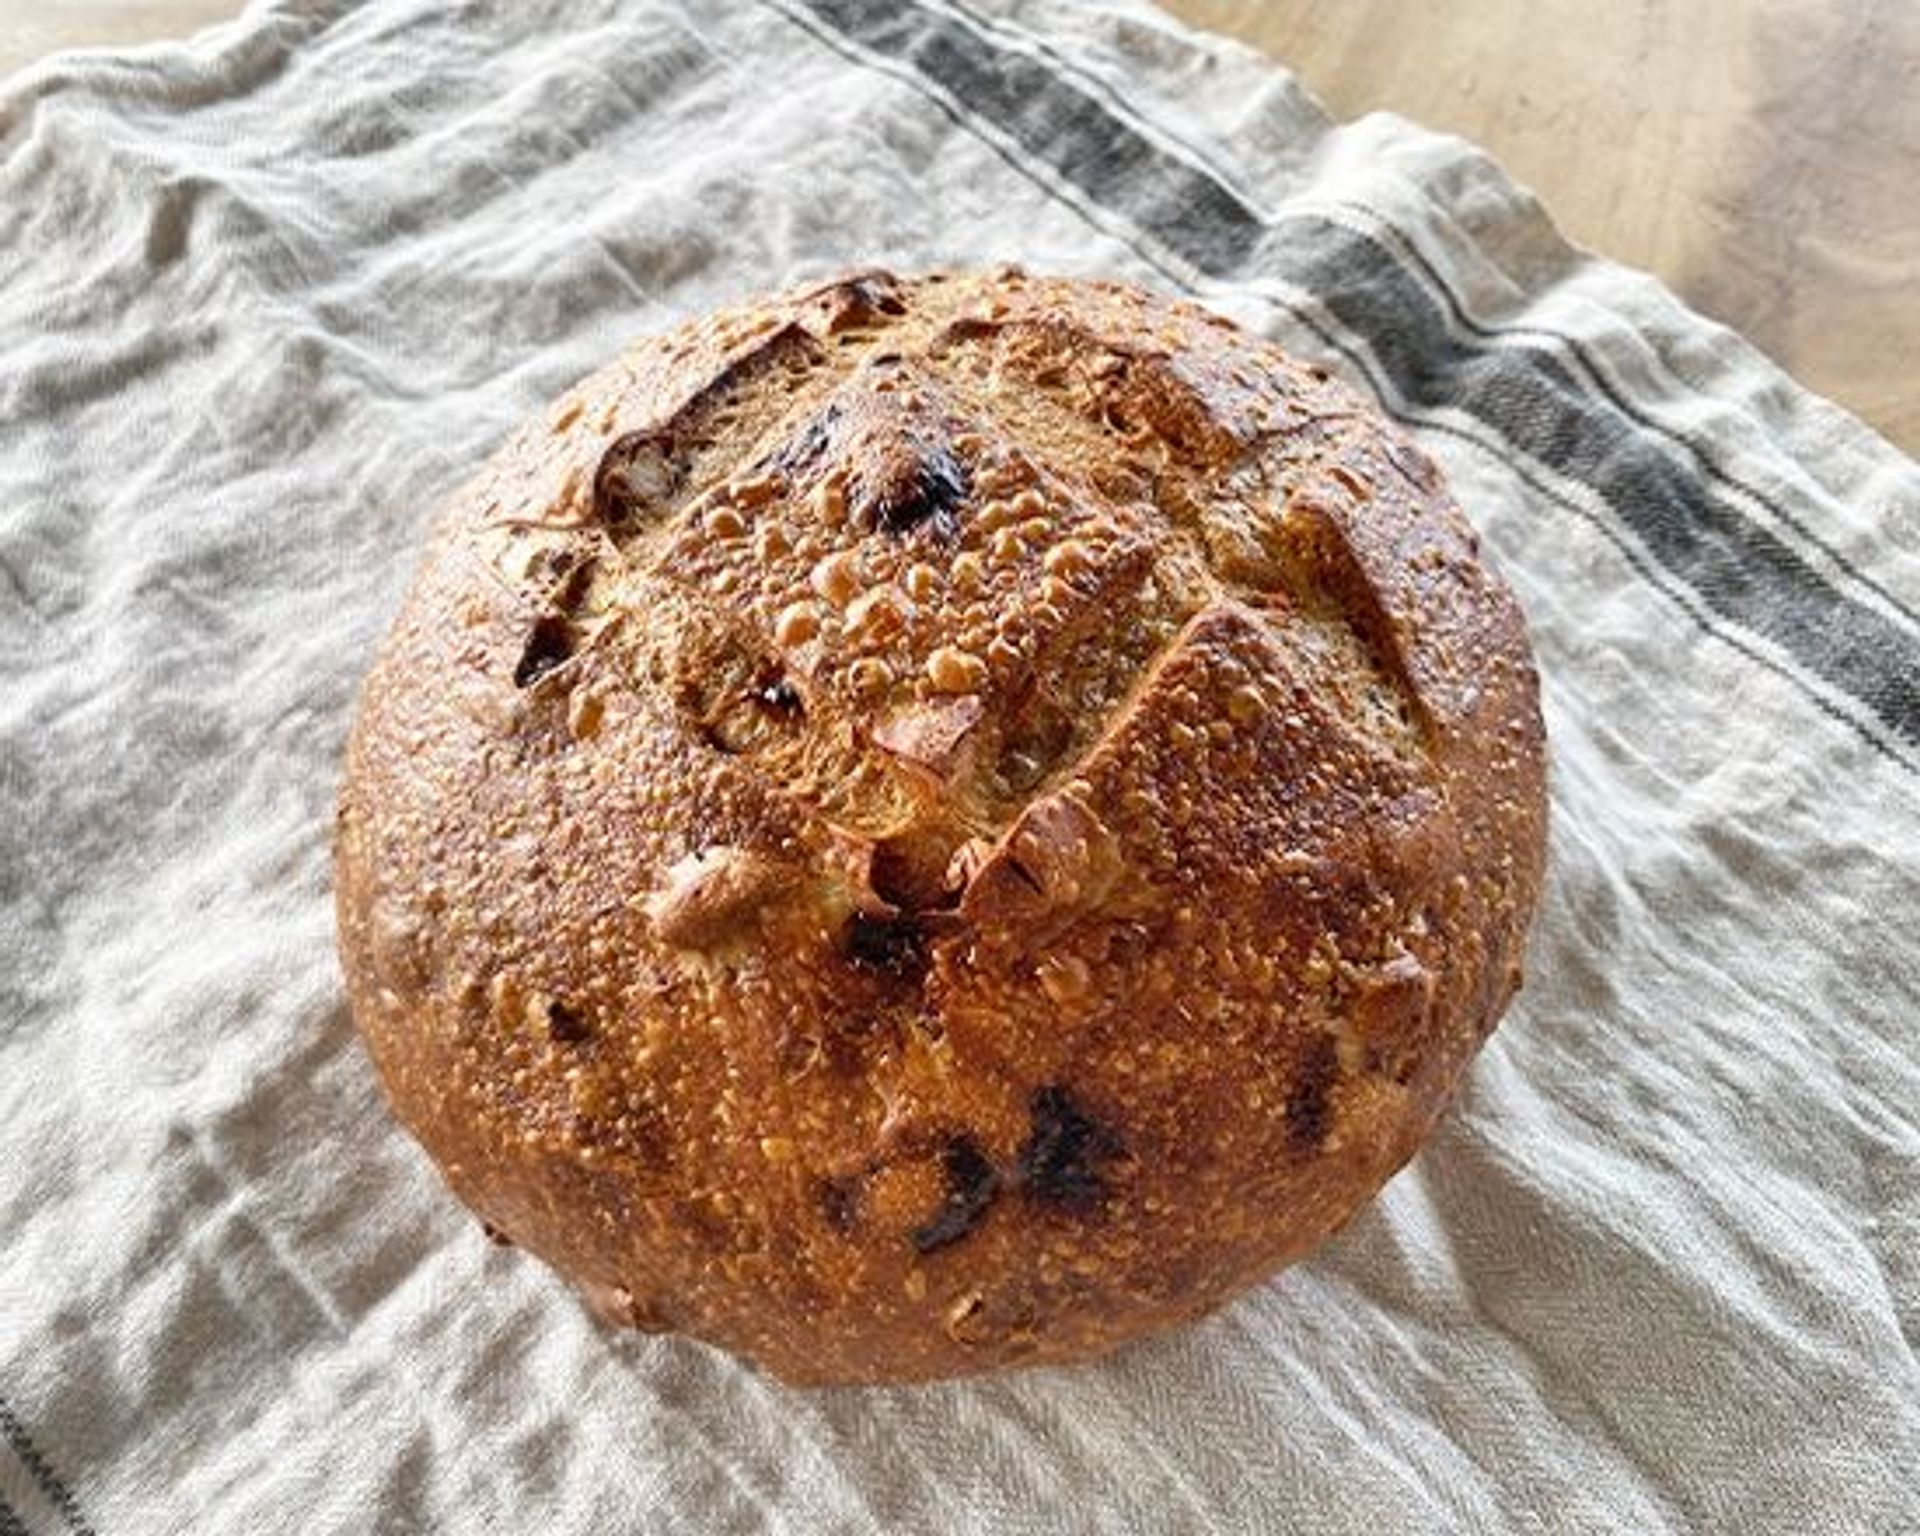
[333, 268, 1548, 1385]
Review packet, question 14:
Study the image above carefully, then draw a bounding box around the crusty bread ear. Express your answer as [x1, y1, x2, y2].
[334, 268, 1547, 1386]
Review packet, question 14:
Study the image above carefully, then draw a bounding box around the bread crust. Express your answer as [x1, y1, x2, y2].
[334, 269, 1547, 1385]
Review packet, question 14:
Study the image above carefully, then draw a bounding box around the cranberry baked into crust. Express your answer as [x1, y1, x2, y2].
[334, 269, 1547, 1385]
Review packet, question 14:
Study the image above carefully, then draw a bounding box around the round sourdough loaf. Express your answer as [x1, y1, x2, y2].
[334, 268, 1548, 1385]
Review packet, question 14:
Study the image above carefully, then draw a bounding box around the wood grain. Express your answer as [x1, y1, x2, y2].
[4, 0, 1915, 452]
[0, 0, 236, 82]
[1162, 0, 1920, 453]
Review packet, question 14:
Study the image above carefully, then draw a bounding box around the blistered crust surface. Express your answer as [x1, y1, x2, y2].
[334, 269, 1547, 1384]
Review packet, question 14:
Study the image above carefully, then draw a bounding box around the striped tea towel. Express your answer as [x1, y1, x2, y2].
[1, 1, 1916, 1530]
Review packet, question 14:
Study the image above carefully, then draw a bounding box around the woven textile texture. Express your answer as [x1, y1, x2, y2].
[1, 2, 1916, 1530]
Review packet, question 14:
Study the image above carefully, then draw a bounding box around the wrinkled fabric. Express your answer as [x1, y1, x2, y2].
[1, 2, 1916, 1532]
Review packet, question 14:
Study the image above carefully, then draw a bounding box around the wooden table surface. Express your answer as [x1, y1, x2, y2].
[5, 0, 1916, 455]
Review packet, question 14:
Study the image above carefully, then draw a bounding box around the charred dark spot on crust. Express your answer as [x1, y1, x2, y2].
[480, 1220, 514, 1247]
[513, 615, 576, 687]
[818, 1175, 861, 1235]
[767, 402, 843, 478]
[756, 677, 804, 719]
[686, 654, 805, 755]
[911, 1136, 1001, 1253]
[842, 912, 928, 978]
[1285, 1033, 1340, 1152]
[544, 999, 591, 1044]
[862, 440, 969, 539]
[1018, 1085, 1124, 1212]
